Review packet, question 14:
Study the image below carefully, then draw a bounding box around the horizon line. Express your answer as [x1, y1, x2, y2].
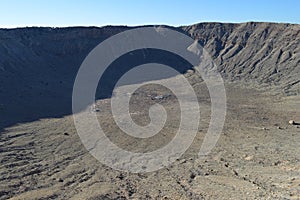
[0, 20, 299, 29]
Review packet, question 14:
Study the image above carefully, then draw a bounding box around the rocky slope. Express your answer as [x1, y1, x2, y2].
[182, 22, 300, 94]
[0, 22, 299, 130]
[0, 22, 300, 200]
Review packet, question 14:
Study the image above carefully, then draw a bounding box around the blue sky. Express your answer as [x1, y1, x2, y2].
[0, 0, 299, 27]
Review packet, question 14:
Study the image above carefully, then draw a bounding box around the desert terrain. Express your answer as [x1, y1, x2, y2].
[0, 22, 299, 199]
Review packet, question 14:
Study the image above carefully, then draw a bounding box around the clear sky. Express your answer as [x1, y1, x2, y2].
[0, 0, 299, 28]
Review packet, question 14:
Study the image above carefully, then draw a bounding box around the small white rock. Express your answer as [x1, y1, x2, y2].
[244, 155, 254, 161]
[289, 120, 295, 125]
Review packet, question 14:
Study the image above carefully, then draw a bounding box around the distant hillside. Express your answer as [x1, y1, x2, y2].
[182, 22, 300, 94]
[0, 22, 299, 130]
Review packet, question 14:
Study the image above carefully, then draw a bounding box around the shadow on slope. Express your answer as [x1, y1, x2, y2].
[0, 47, 193, 131]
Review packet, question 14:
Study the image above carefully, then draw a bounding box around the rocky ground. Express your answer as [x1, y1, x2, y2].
[0, 79, 299, 199]
[0, 22, 299, 199]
